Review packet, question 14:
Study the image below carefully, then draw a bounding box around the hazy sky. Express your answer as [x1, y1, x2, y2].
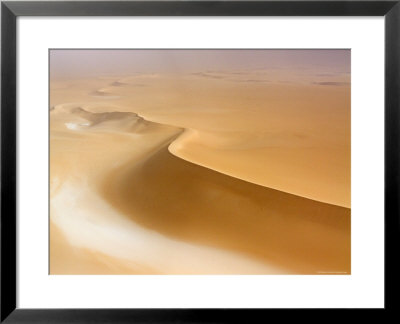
[50, 49, 350, 79]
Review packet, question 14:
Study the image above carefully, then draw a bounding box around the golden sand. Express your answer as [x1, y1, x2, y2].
[50, 56, 350, 274]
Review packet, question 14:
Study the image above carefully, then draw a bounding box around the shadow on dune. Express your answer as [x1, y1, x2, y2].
[101, 142, 350, 274]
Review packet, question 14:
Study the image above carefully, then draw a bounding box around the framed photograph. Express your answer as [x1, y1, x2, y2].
[1, 0, 399, 322]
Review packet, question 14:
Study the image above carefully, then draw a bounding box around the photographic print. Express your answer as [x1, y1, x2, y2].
[49, 49, 350, 275]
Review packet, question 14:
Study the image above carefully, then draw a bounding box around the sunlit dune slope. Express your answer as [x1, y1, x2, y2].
[102, 139, 351, 274]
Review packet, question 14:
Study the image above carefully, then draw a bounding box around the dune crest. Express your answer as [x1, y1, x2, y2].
[50, 73, 350, 208]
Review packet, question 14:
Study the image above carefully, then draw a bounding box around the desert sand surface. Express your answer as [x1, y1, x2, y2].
[50, 50, 350, 274]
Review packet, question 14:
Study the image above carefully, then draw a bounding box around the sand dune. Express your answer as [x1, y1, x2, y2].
[50, 71, 350, 207]
[102, 141, 350, 274]
[50, 106, 350, 274]
[110, 81, 128, 87]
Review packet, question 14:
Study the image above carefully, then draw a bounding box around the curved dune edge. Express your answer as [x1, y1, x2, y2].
[168, 128, 350, 208]
[168, 128, 349, 208]
[50, 71, 350, 207]
[50, 107, 350, 274]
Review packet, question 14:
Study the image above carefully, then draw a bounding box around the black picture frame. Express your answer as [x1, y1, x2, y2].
[1, 1, 399, 322]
